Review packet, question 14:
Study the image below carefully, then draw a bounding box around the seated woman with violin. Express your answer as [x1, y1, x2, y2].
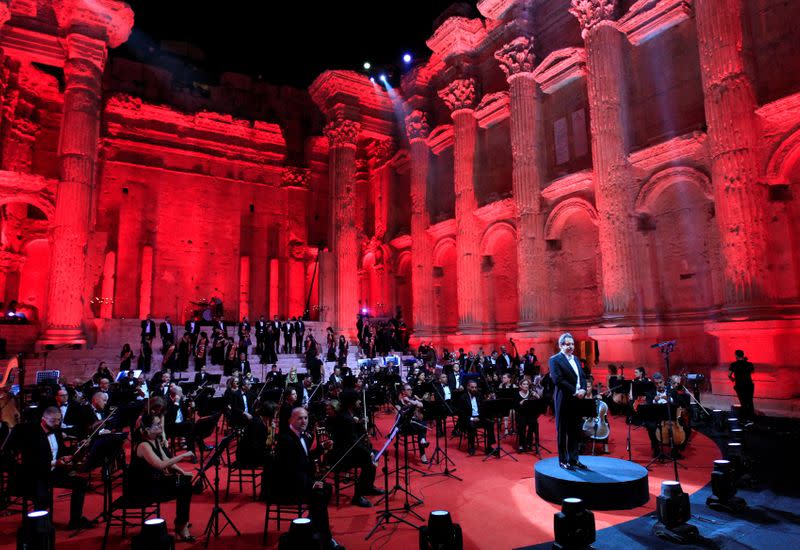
[397, 383, 430, 464]
[127, 413, 195, 541]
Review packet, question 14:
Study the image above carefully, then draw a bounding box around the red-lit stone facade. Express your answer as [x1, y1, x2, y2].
[2, 0, 800, 414]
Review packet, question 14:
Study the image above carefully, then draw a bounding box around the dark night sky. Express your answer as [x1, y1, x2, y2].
[121, 1, 467, 89]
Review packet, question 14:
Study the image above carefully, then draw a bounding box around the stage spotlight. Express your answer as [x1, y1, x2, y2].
[132, 518, 174, 550]
[403, 53, 412, 64]
[16, 510, 55, 550]
[363, 62, 371, 70]
[707, 459, 747, 513]
[654, 481, 699, 543]
[370, 77, 375, 83]
[419, 510, 462, 550]
[379, 73, 387, 82]
[278, 518, 320, 550]
[553, 498, 595, 550]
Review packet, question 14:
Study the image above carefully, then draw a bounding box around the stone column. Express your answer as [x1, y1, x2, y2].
[570, 0, 640, 321]
[324, 116, 360, 336]
[405, 110, 434, 335]
[40, 34, 107, 346]
[495, 36, 549, 329]
[439, 78, 482, 333]
[694, 0, 773, 308]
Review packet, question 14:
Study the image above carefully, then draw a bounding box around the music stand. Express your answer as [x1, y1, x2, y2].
[520, 398, 551, 455]
[629, 380, 654, 461]
[73, 432, 128, 532]
[192, 412, 221, 470]
[421, 399, 461, 481]
[481, 398, 518, 462]
[199, 431, 240, 547]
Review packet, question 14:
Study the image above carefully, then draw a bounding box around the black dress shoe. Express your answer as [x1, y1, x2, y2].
[572, 460, 589, 470]
[364, 486, 385, 496]
[351, 496, 372, 508]
[559, 462, 574, 471]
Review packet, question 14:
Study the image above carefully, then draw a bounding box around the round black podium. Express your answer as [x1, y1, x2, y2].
[534, 456, 649, 510]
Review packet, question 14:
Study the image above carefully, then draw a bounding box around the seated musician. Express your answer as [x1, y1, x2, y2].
[272, 407, 344, 550]
[128, 413, 195, 541]
[83, 391, 110, 434]
[515, 378, 542, 452]
[300, 376, 317, 408]
[397, 384, 429, 464]
[6, 406, 92, 529]
[278, 388, 299, 433]
[497, 373, 518, 436]
[643, 372, 687, 458]
[456, 380, 496, 456]
[327, 390, 382, 507]
[264, 364, 282, 387]
[670, 374, 692, 445]
[238, 401, 277, 470]
[53, 386, 83, 439]
[165, 385, 195, 454]
[223, 377, 249, 428]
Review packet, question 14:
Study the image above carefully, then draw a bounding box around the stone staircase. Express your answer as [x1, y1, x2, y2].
[28, 318, 359, 383]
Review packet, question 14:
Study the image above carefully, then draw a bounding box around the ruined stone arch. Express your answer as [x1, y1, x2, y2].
[480, 221, 518, 332]
[765, 124, 800, 183]
[394, 250, 413, 326]
[635, 166, 712, 214]
[544, 197, 598, 241]
[432, 237, 458, 332]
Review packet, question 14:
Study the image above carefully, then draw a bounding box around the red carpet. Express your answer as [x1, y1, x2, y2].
[0, 410, 720, 549]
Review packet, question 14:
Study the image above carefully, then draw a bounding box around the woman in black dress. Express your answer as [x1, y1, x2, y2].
[127, 413, 195, 541]
[119, 343, 133, 372]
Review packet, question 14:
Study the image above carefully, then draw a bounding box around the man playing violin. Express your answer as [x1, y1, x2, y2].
[7, 407, 92, 529]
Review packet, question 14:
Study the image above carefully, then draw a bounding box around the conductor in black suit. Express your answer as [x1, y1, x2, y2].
[272, 407, 343, 549]
[549, 332, 588, 470]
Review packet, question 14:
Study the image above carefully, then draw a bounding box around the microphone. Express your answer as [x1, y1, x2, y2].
[650, 340, 676, 349]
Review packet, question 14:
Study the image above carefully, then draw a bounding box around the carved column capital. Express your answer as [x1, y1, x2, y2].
[369, 138, 396, 166]
[63, 33, 108, 75]
[54, 0, 134, 48]
[438, 77, 477, 114]
[404, 110, 430, 142]
[569, 0, 618, 39]
[323, 116, 360, 149]
[495, 36, 536, 80]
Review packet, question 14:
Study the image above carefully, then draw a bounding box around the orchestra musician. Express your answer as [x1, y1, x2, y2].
[397, 384, 429, 464]
[6, 406, 92, 529]
[456, 380, 496, 456]
[643, 372, 687, 459]
[255, 316, 268, 355]
[515, 378, 541, 452]
[272, 407, 344, 549]
[165, 385, 196, 456]
[549, 332, 588, 471]
[127, 413, 195, 541]
[236, 401, 276, 470]
[278, 387, 299, 433]
[327, 390, 382, 507]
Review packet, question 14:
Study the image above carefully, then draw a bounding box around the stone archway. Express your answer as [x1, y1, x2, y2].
[394, 252, 413, 328]
[433, 238, 458, 333]
[480, 222, 518, 333]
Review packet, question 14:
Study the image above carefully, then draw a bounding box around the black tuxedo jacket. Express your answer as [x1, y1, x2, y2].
[141, 319, 156, 338]
[456, 391, 483, 426]
[7, 422, 70, 482]
[194, 372, 209, 385]
[159, 321, 174, 340]
[548, 352, 587, 413]
[255, 321, 267, 335]
[273, 430, 317, 499]
[184, 320, 200, 335]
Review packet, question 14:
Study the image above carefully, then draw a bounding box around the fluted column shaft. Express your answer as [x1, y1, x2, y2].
[694, 0, 772, 307]
[451, 109, 482, 331]
[325, 118, 360, 336]
[408, 137, 434, 333]
[582, 21, 640, 320]
[43, 34, 106, 343]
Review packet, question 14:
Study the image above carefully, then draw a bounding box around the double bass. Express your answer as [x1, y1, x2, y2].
[582, 383, 610, 440]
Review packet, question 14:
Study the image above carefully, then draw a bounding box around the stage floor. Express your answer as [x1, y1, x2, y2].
[0, 409, 721, 549]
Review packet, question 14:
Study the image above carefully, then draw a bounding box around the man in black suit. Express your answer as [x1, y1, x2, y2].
[194, 365, 210, 386]
[159, 315, 175, 350]
[273, 407, 343, 549]
[254, 316, 267, 355]
[52, 386, 84, 438]
[271, 315, 282, 355]
[140, 314, 156, 342]
[282, 319, 294, 354]
[184, 317, 200, 347]
[496, 345, 514, 375]
[549, 332, 588, 470]
[7, 407, 91, 529]
[294, 317, 305, 353]
[456, 380, 496, 455]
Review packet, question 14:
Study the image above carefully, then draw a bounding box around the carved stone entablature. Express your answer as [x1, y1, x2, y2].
[438, 77, 477, 114]
[495, 36, 536, 79]
[569, 0, 619, 39]
[404, 110, 430, 142]
[542, 169, 594, 203]
[474, 198, 516, 225]
[426, 17, 486, 58]
[618, 0, 692, 45]
[281, 166, 311, 189]
[309, 70, 393, 139]
[53, 0, 134, 48]
[63, 32, 107, 74]
[532, 47, 587, 95]
[368, 138, 396, 167]
[427, 124, 454, 155]
[628, 131, 707, 173]
[757, 92, 800, 130]
[323, 115, 360, 149]
[475, 91, 510, 129]
[478, 0, 535, 21]
[0, 250, 25, 272]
